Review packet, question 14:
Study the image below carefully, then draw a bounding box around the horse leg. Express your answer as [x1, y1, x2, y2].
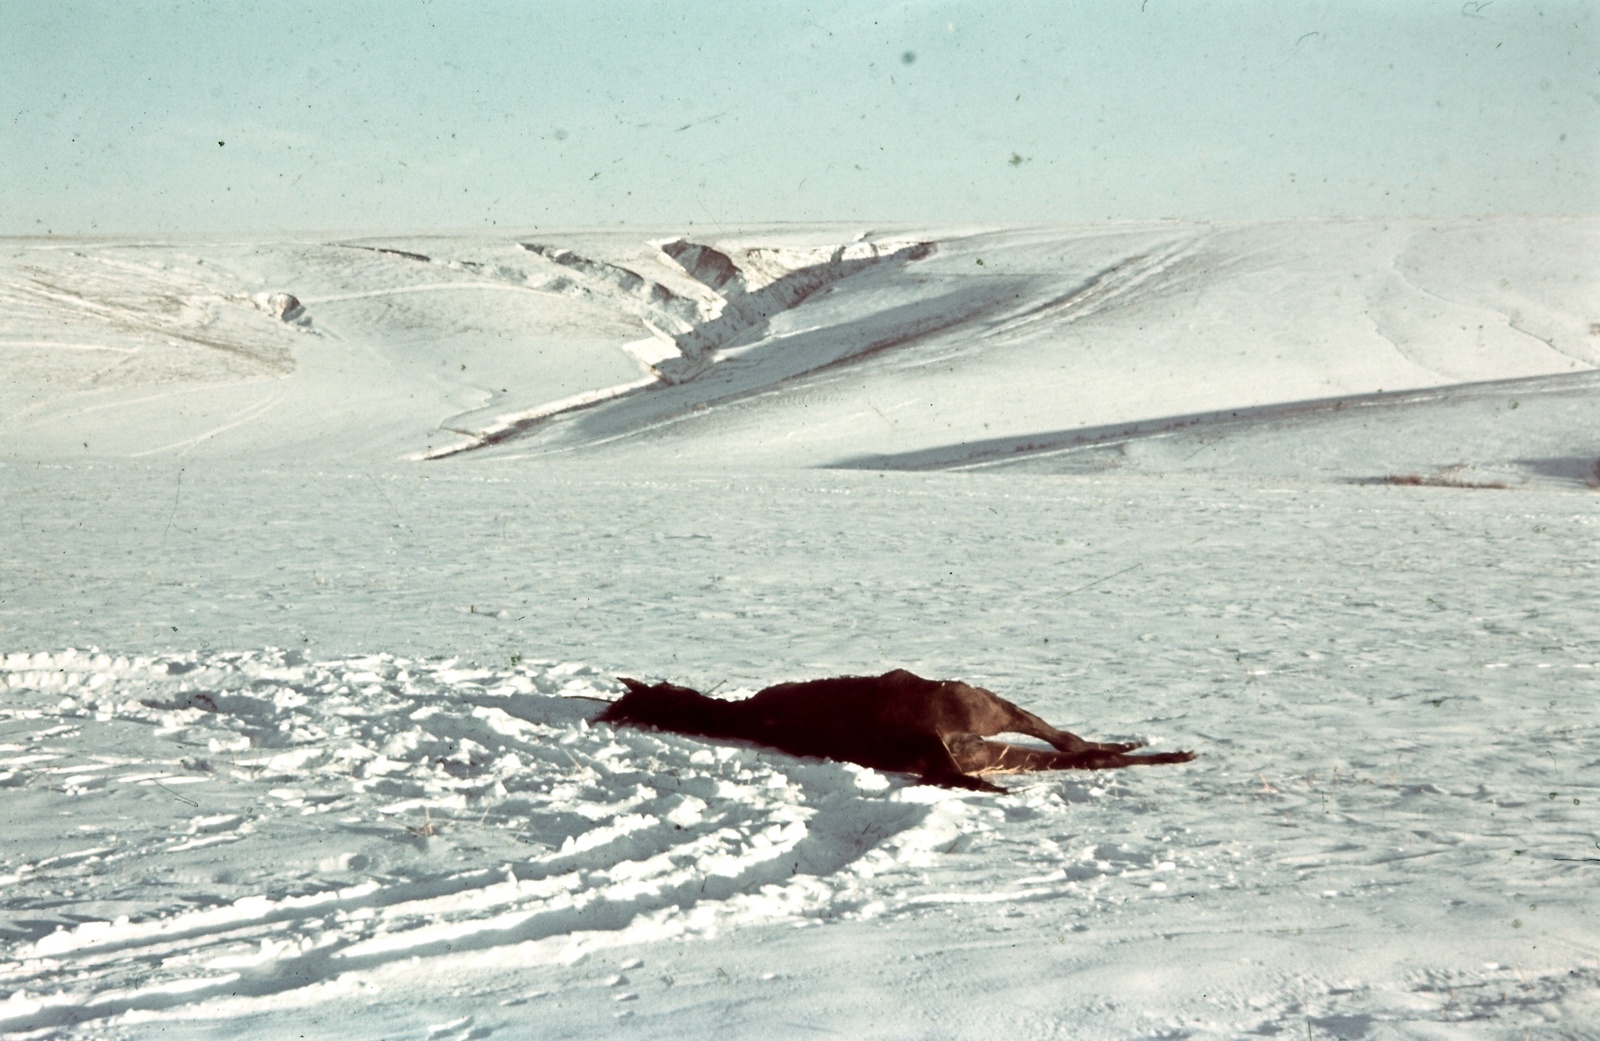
[947, 733, 1195, 775]
[998, 704, 1147, 755]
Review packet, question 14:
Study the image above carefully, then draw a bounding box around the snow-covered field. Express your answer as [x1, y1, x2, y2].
[2, 219, 1598, 1039]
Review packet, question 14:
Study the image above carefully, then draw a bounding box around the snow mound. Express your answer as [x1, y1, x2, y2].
[648, 237, 936, 384]
[250, 291, 307, 324]
[656, 239, 746, 296]
[520, 242, 705, 334]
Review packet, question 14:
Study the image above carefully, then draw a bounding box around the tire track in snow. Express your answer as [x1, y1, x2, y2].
[975, 233, 1210, 344]
[126, 389, 286, 458]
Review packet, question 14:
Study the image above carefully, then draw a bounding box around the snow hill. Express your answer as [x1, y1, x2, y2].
[2, 219, 1597, 1039]
[5, 218, 1596, 477]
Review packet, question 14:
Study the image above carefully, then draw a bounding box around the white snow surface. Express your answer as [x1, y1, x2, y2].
[2, 219, 1598, 1039]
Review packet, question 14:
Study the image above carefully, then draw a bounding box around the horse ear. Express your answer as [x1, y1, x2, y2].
[618, 677, 650, 695]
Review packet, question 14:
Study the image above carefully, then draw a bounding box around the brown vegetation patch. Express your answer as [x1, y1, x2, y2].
[1349, 474, 1512, 490]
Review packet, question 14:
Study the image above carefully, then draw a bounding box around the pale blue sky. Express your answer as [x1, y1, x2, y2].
[3, 1, 1595, 234]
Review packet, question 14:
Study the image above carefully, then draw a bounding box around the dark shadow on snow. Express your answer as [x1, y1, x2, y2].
[828, 370, 1600, 473]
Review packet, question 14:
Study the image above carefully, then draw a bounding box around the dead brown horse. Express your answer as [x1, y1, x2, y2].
[597, 668, 1195, 793]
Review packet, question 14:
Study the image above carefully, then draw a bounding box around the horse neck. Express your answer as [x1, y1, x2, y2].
[668, 692, 751, 739]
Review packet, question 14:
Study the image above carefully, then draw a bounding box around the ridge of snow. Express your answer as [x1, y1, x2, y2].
[422, 236, 937, 457]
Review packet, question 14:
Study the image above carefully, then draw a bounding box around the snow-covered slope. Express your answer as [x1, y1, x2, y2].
[5, 218, 1595, 470]
[2, 219, 1597, 1039]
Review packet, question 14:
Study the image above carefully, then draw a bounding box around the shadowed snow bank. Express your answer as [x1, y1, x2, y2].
[832, 369, 1600, 488]
[420, 235, 936, 458]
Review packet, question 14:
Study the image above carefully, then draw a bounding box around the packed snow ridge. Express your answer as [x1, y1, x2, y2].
[425, 235, 936, 457]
